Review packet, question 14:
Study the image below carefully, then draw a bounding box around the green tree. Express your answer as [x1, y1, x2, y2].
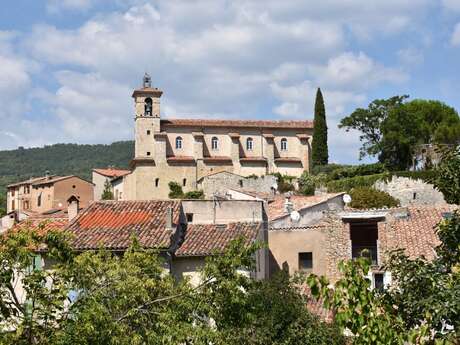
[312, 88, 329, 166]
[349, 187, 400, 209]
[168, 181, 184, 199]
[101, 179, 114, 200]
[298, 172, 316, 196]
[339, 96, 460, 170]
[431, 147, 460, 205]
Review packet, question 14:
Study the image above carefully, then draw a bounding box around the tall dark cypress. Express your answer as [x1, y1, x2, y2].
[312, 88, 329, 166]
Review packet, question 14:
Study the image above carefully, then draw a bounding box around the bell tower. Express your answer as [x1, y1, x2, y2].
[132, 73, 163, 159]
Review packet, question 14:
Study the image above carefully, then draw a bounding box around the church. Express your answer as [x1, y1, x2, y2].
[123, 74, 314, 200]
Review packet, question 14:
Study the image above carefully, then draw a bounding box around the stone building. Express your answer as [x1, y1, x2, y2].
[92, 168, 130, 200]
[6, 175, 94, 214]
[122, 74, 313, 200]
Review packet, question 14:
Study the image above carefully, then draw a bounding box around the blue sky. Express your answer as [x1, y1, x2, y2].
[1, 0, 460, 164]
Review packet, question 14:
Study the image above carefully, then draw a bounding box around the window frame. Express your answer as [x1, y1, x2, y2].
[298, 252, 313, 271]
[246, 137, 254, 151]
[211, 136, 219, 151]
[280, 138, 288, 151]
[175, 136, 183, 150]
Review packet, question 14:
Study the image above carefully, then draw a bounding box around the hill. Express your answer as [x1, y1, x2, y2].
[0, 141, 134, 214]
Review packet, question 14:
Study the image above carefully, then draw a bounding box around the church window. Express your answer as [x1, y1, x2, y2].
[155, 178, 159, 187]
[280, 138, 288, 151]
[176, 136, 183, 149]
[146, 152, 151, 156]
[144, 97, 153, 116]
[183, 178, 187, 187]
[146, 130, 151, 135]
[211, 137, 219, 150]
[246, 137, 253, 151]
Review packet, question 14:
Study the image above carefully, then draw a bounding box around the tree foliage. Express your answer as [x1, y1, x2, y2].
[349, 187, 400, 209]
[312, 88, 329, 166]
[101, 179, 114, 200]
[298, 172, 316, 196]
[431, 147, 460, 205]
[0, 229, 343, 344]
[339, 96, 460, 170]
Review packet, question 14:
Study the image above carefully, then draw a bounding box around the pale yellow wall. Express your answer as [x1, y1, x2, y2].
[171, 257, 206, 287]
[92, 171, 108, 201]
[165, 129, 194, 157]
[268, 229, 328, 276]
[31, 184, 54, 213]
[53, 177, 93, 209]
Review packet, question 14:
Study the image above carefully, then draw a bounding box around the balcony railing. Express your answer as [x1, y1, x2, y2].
[352, 245, 378, 265]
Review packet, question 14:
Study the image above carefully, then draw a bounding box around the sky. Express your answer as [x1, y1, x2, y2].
[1, 0, 460, 164]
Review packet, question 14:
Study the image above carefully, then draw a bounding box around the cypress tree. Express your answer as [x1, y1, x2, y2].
[312, 88, 329, 166]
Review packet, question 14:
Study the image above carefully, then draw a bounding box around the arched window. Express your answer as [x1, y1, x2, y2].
[155, 178, 159, 187]
[246, 137, 253, 151]
[280, 138, 288, 151]
[144, 97, 152, 116]
[183, 178, 187, 187]
[211, 137, 219, 150]
[175, 136, 183, 149]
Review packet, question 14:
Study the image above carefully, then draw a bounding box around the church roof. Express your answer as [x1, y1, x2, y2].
[161, 118, 313, 129]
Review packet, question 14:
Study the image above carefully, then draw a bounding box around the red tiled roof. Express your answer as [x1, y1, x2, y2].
[382, 206, 457, 260]
[93, 168, 130, 178]
[12, 218, 68, 236]
[274, 157, 302, 163]
[203, 156, 233, 163]
[175, 222, 261, 257]
[161, 119, 313, 129]
[167, 156, 196, 163]
[268, 193, 344, 221]
[67, 200, 181, 250]
[7, 176, 52, 188]
[240, 157, 267, 163]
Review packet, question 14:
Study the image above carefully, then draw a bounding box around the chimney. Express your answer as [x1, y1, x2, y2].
[45, 170, 51, 179]
[67, 196, 80, 221]
[284, 192, 294, 214]
[166, 207, 174, 229]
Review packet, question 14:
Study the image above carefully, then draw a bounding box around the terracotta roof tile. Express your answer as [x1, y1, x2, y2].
[382, 205, 458, 260]
[11, 218, 68, 236]
[93, 168, 131, 178]
[161, 119, 313, 129]
[176, 222, 261, 257]
[67, 200, 181, 250]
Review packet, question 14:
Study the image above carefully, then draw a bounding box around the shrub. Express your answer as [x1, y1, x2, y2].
[349, 187, 400, 209]
[168, 181, 184, 199]
[311, 164, 350, 176]
[183, 190, 204, 199]
[272, 173, 296, 193]
[298, 172, 315, 196]
[326, 173, 390, 192]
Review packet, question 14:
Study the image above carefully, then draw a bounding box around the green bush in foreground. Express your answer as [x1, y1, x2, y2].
[349, 187, 400, 209]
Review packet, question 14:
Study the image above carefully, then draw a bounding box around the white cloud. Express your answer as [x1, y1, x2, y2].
[308, 52, 408, 91]
[442, 0, 460, 12]
[5, 0, 435, 162]
[397, 47, 424, 66]
[47, 0, 96, 13]
[451, 23, 460, 46]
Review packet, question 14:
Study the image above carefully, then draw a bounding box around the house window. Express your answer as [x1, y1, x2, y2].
[246, 137, 253, 151]
[298, 252, 313, 270]
[350, 221, 378, 265]
[176, 136, 183, 149]
[183, 178, 187, 187]
[413, 192, 417, 200]
[37, 194, 42, 207]
[146, 151, 151, 156]
[373, 273, 384, 291]
[211, 137, 219, 150]
[239, 180, 243, 187]
[155, 178, 160, 187]
[186, 213, 194, 222]
[11, 200, 15, 210]
[280, 138, 288, 151]
[146, 130, 151, 135]
[144, 97, 152, 116]
[11, 189, 15, 197]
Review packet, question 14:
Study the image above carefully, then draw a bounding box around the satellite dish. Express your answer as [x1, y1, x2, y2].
[290, 210, 301, 222]
[343, 194, 352, 204]
[272, 183, 278, 190]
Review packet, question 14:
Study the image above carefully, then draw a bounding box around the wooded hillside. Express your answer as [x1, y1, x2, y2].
[0, 141, 134, 213]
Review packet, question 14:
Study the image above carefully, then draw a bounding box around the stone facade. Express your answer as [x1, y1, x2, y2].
[123, 74, 313, 200]
[374, 176, 446, 206]
[7, 175, 94, 214]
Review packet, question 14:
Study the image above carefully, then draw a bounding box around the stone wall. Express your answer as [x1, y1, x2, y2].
[374, 176, 446, 206]
[198, 171, 277, 198]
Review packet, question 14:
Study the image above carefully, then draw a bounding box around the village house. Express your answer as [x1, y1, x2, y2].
[6, 174, 93, 214]
[92, 168, 130, 200]
[121, 74, 313, 200]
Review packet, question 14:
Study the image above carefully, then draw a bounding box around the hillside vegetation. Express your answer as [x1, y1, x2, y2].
[0, 141, 134, 213]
